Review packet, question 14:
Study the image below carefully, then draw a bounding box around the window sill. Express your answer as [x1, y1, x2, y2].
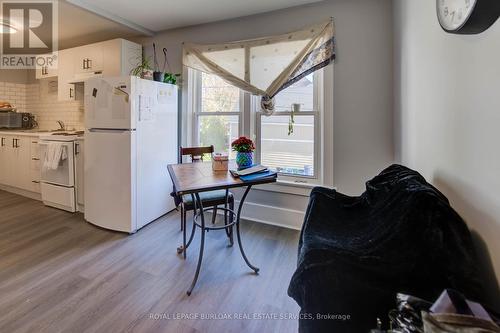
[252, 179, 334, 197]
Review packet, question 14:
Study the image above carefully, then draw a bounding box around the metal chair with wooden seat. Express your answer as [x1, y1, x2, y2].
[174, 145, 235, 259]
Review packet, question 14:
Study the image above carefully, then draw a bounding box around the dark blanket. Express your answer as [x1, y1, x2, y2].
[287, 164, 484, 332]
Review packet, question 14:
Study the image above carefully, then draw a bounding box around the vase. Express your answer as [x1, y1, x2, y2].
[236, 151, 253, 169]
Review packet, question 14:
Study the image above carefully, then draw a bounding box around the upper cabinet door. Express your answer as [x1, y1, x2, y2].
[58, 48, 76, 101]
[121, 40, 142, 76]
[74, 44, 104, 74]
[101, 39, 141, 77]
[35, 53, 58, 79]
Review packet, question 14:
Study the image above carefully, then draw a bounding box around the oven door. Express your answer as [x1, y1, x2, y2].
[39, 141, 75, 187]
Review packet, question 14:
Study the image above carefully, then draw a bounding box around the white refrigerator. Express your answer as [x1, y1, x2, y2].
[84, 76, 178, 233]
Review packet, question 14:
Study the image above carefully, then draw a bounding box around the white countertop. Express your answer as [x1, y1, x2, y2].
[0, 129, 84, 138]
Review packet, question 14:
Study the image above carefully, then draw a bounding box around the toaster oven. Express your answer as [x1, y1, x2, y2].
[0, 112, 36, 129]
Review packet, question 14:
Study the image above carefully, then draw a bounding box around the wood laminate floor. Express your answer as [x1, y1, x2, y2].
[0, 190, 301, 333]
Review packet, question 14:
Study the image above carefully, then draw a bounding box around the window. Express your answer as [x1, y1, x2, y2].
[189, 70, 324, 184]
[256, 73, 319, 178]
[195, 72, 242, 159]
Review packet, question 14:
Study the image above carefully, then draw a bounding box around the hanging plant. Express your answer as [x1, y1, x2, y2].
[288, 103, 301, 136]
[288, 109, 295, 136]
[163, 73, 181, 85]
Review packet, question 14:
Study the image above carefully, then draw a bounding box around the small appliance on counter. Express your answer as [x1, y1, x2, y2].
[0, 110, 37, 129]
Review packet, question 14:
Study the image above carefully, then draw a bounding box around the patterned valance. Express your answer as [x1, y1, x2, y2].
[183, 19, 336, 115]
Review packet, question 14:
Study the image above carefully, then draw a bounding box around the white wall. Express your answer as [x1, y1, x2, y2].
[139, 0, 394, 227]
[394, 0, 500, 310]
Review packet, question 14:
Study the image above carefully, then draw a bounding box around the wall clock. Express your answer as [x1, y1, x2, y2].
[437, 0, 500, 34]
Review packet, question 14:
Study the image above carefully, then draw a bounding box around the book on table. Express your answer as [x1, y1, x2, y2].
[239, 170, 277, 182]
[230, 165, 277, 182]
[230, 165, 268, 177]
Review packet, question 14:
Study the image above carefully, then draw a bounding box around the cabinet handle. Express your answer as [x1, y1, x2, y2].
[87, 58, 92, 69]
[75, 142, 80, 155]
[32, 180, 40, 184]
[70, 88, 74, 98]
[32, 158, 40, 161]
[1, 138, 4, 147]
[12, 138, 15, 148]
[32, 141, 38, 144]
[82, 59, 86, 70]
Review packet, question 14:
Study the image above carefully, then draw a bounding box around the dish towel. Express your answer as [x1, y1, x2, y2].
[43, 142, 68, 171]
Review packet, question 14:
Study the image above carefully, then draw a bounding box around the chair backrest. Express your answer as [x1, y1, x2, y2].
[180, 145, 214, 163]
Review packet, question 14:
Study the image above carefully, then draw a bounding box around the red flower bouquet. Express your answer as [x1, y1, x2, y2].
[231, 137, 255, 169]
[231, 136, 255, 153]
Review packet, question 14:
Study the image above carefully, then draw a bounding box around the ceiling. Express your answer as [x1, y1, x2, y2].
[57, 1, 142, 49]
[2, 0, 323, 50]
[66, 0, 323, 33]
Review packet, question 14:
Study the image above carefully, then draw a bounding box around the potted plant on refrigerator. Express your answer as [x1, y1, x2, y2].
[130, 56, 153, 80]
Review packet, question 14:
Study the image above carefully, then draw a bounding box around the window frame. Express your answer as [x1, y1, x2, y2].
[191, 70, 244, 149]
[187, 67, 329, 189]
[254, 70, 323, 183]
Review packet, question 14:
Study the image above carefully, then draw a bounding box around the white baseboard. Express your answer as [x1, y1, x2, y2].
[0, 185, 304, 231]
[0, 185, 41, 201]
[218, 200, 304, 231]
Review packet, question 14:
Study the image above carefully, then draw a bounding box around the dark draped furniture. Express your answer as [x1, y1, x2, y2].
[288, 164, 484, 333]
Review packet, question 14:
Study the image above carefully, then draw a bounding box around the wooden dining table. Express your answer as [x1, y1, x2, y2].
[167, 161, 277, 295]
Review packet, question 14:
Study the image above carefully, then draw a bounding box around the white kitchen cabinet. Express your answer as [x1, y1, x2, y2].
[75, 139, 84, 209]
[54, 39, 141, 101]
[0, 135, 12, 185]
[58, 48, 77, 101]
[72, 39, 141, 79]
[0, 135, 32, 191]
[1, 136, 18, 187]
[35, 53, 58, 79]
[30, 137, 41, 193]
[16, 137, 33, 191]
[101, 39, 142, 77]
[74, 44, 104, 75]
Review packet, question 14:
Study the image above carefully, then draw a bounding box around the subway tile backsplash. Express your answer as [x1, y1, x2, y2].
[0, 82, 26, 113]
[0, 81, 84, 130]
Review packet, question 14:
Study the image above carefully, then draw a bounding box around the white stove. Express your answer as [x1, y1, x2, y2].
[39, 134, 78, 212]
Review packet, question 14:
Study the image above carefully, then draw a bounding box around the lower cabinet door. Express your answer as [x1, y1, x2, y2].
[16, 137, 33, 191]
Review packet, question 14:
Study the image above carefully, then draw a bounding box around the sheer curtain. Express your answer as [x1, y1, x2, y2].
[183, 19, 335, 115]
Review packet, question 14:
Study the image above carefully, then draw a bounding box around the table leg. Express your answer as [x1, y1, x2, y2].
[228, 199, 234, 246]
[177, 196, 197, 257]
[182, 204, 186, 259]
[211, 205, 218, 225]
[187, 192, 206, 296]
[235, 185, 259, 274]
[224, 189, 233, 246]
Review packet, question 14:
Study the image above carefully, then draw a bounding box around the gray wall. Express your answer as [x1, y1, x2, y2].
[142, 0, 394, 196]
[394, 0, 500, 310]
